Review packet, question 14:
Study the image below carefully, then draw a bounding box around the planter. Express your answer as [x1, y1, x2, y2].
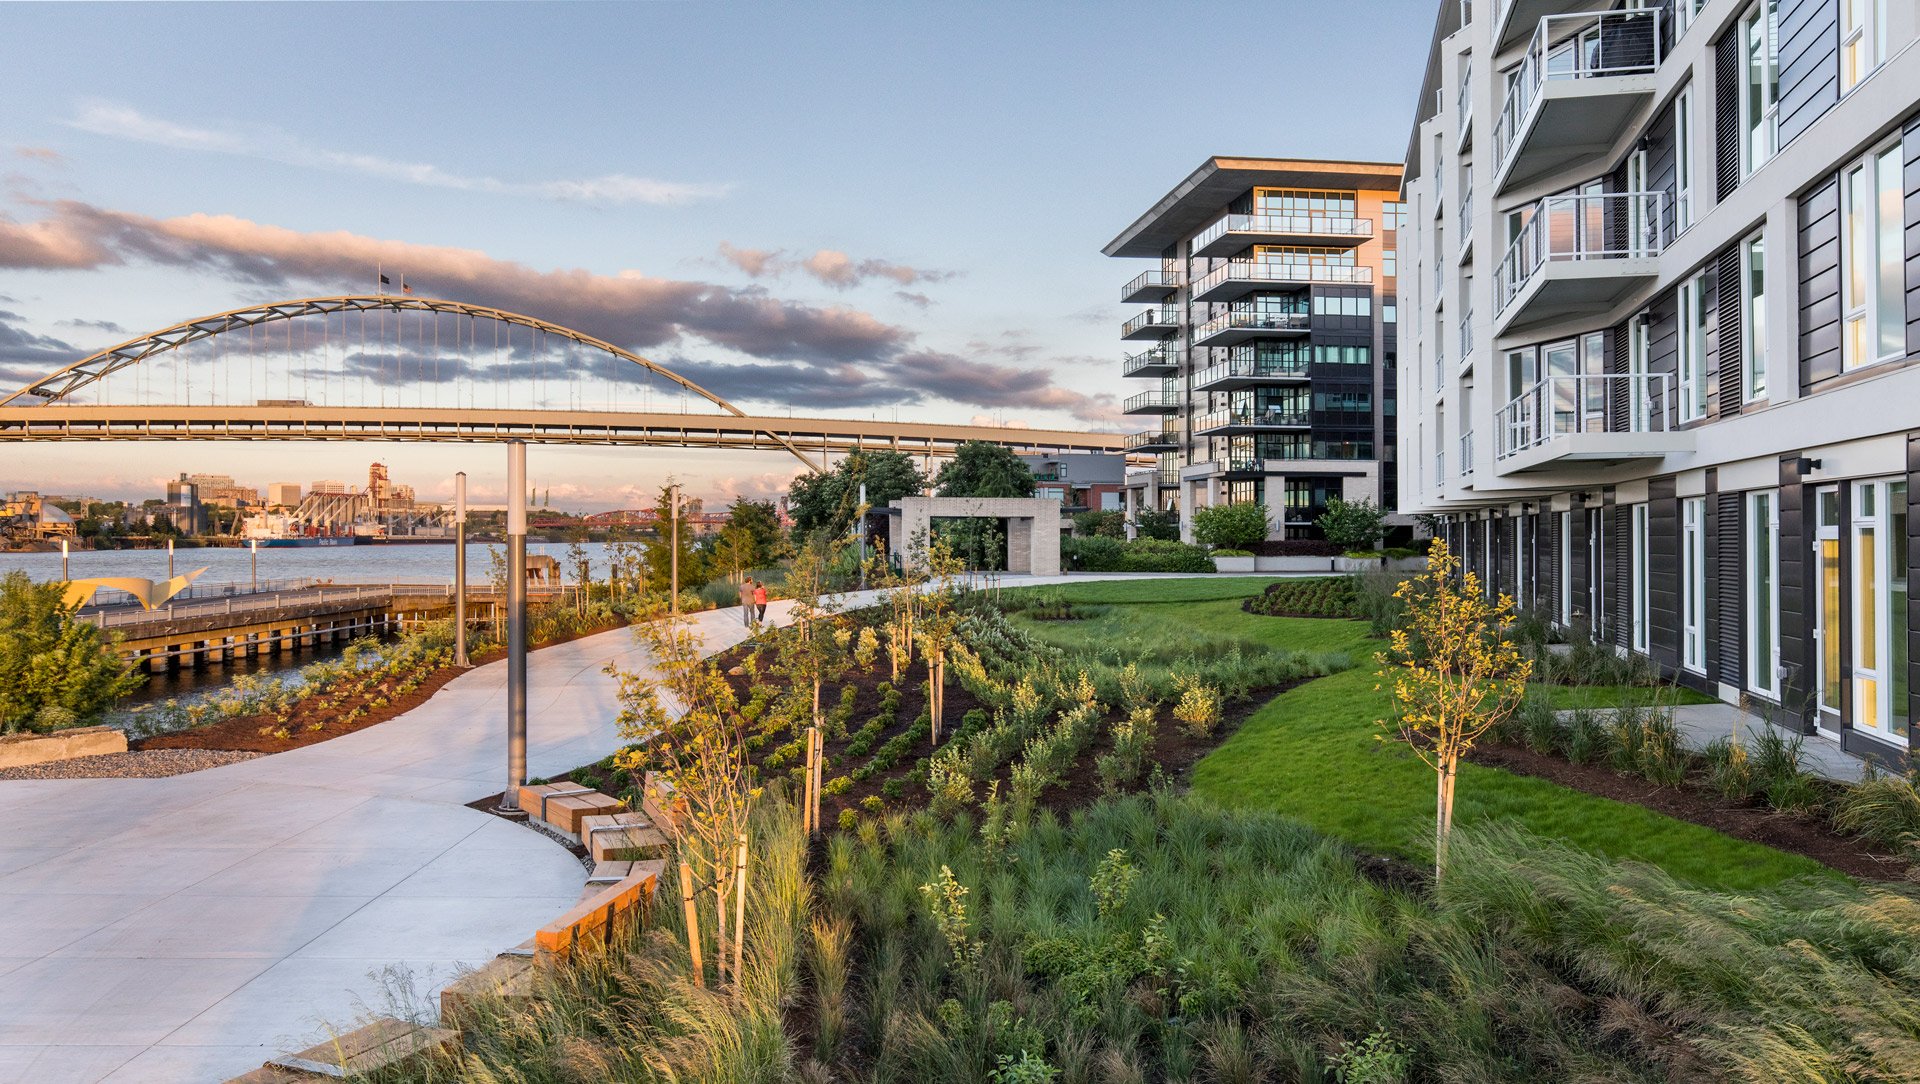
[1212, 556, 1256, 572]
[0, 725, 126, 769]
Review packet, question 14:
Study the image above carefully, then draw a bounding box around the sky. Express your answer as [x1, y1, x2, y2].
[0, 0, 1434, 511]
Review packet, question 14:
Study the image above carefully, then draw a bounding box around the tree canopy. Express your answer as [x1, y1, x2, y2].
[714, 497, 786, 577]
[787, 451, 928, 538]
[934, 441, 1035, 498]
[0, 572, 142, 734]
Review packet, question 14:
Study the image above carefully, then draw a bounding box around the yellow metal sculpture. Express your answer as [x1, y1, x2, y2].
[60, 567, 210, 611]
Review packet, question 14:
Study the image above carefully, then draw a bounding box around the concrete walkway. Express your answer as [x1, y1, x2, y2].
[0, 571, 1246, 1083]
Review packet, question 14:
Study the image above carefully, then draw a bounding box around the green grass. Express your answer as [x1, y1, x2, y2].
[1001, 575, 1278, 606]
[1527, 682, 1718, 710]
[1018, 576, 1833, 890]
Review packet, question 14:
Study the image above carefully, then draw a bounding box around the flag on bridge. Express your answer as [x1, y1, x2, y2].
[402, 278, 413, 295]
[379, 273, 391, 286]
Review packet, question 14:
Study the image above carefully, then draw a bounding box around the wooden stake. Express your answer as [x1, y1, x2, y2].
[678, 859, 704, 987]
[732, 831, 749, 989]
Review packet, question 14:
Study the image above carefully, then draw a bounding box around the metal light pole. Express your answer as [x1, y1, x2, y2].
[453, 472, 469, 667]
[669, 484, 681, 617]
[167, 538, 174, 580]
[250, 539, 258, 591]
[60, 538, 69, 582]
[502, 443, 528, 812]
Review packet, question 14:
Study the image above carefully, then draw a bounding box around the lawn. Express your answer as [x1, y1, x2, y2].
[1013, 576, 1832, 890]
[1528, 681, 1718, 710]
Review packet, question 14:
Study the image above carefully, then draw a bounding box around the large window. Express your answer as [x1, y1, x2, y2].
[1631, 504, 1650, 653]
[1683, 497, 1706, 672]
[1678, 273, 1709, 420]
[1850, 478, 1910, 744]
[1748, 490, 1781, 697]
[1675, 85, 1696, 231]
[1741, 0, 1779, 176]
[1841, 142, 1905, 371]
[1840, 0, 1888, 95]
[1743, 233, 1767, 400]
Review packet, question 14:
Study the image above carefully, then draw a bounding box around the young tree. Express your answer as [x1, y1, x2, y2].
[1131, 507, 1180, 541]
[770, 534, 849, 836]
[716, 497, 785, 579]
[564, 533, 593, 616]
[914, 536, 967, 744]
[1318, 497, 1389, 552]
[934, 441, 1035, 498]
[609, 601, 754, 989]
[1190, 501, 1270, 550]
[1072, 509, 1126, 538]
[1376, 539, 1532, 881]
[0, 572, 143, 734]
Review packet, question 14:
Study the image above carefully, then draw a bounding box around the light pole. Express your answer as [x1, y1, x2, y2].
[669, 484, 681, 617]
[250, 539, 258, 591]
[167, 537, 174, 580]
[501, 442, 528, 813]
[453, 471, 468, 667]
[60, 538, 69, 582]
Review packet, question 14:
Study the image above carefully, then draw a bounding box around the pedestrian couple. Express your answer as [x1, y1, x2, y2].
[737, 577, 769, 626]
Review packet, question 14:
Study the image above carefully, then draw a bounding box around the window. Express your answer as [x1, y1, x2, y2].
[1678, 273, 1709, 420]
[1631, 504, 1650, 653]
[1741, 0, 1779, 176]
[1742, 233, 1767, 400]
[1682, 497, 1706, 671]
[1383, 299, 1397, 324]
[1748, 490, 1780, 697]
[1850, 478, 1910, 744]
[1841, 142, 1905, 370]
[1840, 0, 1888, 94]
[1674, 0, 1706, 36]
[1675, 85, 1696, 231]
[1383, 249, 1397, 277]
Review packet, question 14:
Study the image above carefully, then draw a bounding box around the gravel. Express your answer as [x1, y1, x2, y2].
[0, 749, 260, 780]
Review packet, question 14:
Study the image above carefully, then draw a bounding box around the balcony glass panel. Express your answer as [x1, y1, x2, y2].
[1493, 9, 1662, 175]
[1495, 372, 1674, 458]
[1494, 190, 1666, 312]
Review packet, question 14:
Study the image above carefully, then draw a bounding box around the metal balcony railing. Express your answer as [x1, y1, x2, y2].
[1493, 9, 1662, 173]
[1459, 430, 1475, 476]
[1436, 449, 1447, 486]
[1192, 213, 1374, 252]
[1120, 268, 1181, 301]
[1221, 457, 1264, 474]
[1194, 350, 1311, 388]
[1196, 408, 1310, 433]
[1193, 310, 1311, 343]
[1155, 467, 1181, 487]
[1495, 372, 1674, 458]
[1123, 390, 1183, 413]
[1121, 307, 1181, 337]
[1193, 260, 1372, 297]
[1459, 309, 1474, 361]
[1123, 427, 1181, 451]
[1122, 344, 1178, 378]
[1495, 190, 1666, 311]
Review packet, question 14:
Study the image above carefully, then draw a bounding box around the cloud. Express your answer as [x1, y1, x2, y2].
[714, 243, 955, 291]
[14, 147, 63, 164]
[66, 101, 729, 207]
[894, 291, 933, 309]
[0, 309, 78, 387]
[58, 317, 125, 335]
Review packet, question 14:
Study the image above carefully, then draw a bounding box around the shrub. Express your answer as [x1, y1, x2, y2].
[1191, 502, 1270, 550]
[1832, 770, 1920, 851]
[1316, 497, 1387, 552]
[1245, 577, 1358, 618]
[1131, 507, 1180, 541]
[1062, 536, 1214, 574]
[0, 571, 143, 734]
[1171, 676, 1221, 738]
[1071, 509, 1126, 538]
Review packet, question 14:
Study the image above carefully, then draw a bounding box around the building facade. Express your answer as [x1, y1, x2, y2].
[1019, 453, 1126, 517]
[1105, 158, 1405, 542]
[1398, 0, 1920, 763]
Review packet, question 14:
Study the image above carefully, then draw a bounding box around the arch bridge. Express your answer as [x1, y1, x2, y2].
[0, 295, 1125, 468]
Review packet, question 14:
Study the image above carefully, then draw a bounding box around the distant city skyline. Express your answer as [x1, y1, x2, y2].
[0, 1, 1431, 508]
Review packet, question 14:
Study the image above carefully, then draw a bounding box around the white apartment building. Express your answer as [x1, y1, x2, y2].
[1399, 0, 1920, 764]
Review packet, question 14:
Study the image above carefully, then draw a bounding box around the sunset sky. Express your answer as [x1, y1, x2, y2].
[0, 0, 1430, 509]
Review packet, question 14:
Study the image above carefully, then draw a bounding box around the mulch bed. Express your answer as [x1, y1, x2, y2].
[132, 622, 629, 755]
[1469, 740, 1914, 882]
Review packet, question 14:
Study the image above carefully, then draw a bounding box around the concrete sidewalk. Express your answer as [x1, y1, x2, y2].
[0, 570, 1204, 1082]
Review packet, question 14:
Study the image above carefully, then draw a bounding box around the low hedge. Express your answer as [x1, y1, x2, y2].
[1061, 536, 1215, 573]
[1244, 576, 1360, 617]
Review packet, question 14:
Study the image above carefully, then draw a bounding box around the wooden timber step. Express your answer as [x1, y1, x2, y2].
[534, 862, 661, 963]
[439, 954, 538, 1031]
[579, 812, 670, 863]
[518, 783, 624, 837]
[244, 1017, 457, 1079]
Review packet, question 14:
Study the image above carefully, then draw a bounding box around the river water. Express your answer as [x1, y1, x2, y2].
[0, 543, 625, 715]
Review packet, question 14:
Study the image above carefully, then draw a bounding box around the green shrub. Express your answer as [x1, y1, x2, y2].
[1246, 577, 1359, 618]
[1315, 496, 1387, 551]
[1191, 501, 1270, 550]
[1831, 770, 1920, 851]
[1062, 536, 1214, 573]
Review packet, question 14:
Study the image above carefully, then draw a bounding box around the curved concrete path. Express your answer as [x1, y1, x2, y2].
[0, 572, 1282, 1082]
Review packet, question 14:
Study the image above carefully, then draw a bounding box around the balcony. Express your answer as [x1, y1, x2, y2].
[1195, 407, 1310, 436]
[1459, 430, 1475, 477]
[1120, 269, 1181, 303]
[1192, 309, 1312, 346]
[1121, 344, 1179, 378]
[1494, 373, 1692, 475]
[1494, 190, 1665, 335]
[1191, 213, 1374, 257]
[1192, 260, 1373, 303]
[1121, 306, 1181, 340]
[1124, 427, 1181, 452]
[1123, 390, 1183, 415]
[1192, 349, 1311, 391]
[1492, 9, 1662, 194]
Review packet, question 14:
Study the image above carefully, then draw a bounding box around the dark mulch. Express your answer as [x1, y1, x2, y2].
[1469, 740, 1913, 882]
[132, 622, 628, 754]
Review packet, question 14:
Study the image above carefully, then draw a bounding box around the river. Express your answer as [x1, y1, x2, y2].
[0, 541, 624, 587]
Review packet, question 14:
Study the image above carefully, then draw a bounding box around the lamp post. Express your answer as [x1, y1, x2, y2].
[60, 538, 69, 582]
[501, 442, 528, 813]
[167, 538, 174, 580]
[250, 539, 258, 591]
[454, 471, 468, 667]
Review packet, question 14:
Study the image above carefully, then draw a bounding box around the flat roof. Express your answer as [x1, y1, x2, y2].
[1102, 157, 1405, 258]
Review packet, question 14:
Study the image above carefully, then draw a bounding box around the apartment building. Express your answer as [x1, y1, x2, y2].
[1105, 158, 1405, 542]
[1399, 0, 1919, 764]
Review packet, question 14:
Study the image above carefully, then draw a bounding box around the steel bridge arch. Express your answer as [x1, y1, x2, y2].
[0, 295, 825, 469]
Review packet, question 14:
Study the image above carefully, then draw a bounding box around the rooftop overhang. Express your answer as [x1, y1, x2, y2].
[1103, 157, 1404, 259]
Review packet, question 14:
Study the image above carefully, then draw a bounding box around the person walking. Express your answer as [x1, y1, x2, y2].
[738, 577, 754, 627]
[753, 580, 768, 623]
